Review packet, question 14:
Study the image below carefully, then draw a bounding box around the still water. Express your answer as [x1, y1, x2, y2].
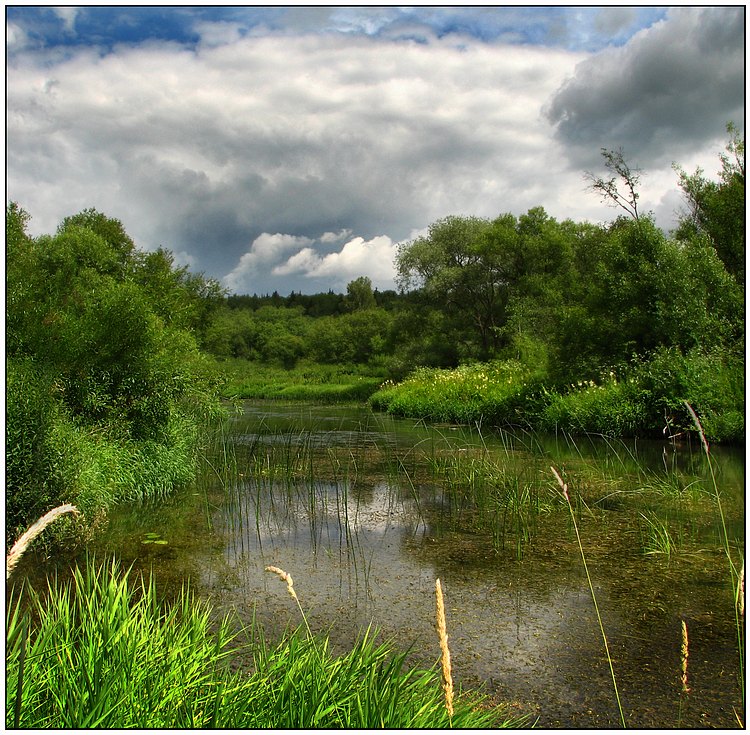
[91, 401, 744, 727]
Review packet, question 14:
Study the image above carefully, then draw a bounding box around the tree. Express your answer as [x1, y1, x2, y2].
[584, 147, 643, 221]
[6, 205, 216, 441]
[674, 123, 745, 284]
[396, 215, 507, 359]
[395, 209, 577, 363]
[345, 276, 377, 311]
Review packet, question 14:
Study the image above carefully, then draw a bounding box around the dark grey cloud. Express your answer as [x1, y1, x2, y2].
[545, 7, 744, 168]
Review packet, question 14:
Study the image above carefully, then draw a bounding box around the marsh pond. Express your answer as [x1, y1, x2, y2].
[27, 400, 746, 728]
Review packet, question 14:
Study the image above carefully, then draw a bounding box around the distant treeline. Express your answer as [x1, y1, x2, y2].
[226, 288, 405, 317]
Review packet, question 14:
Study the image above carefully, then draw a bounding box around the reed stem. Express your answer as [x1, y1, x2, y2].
[6, 504, 79, 579]
[551, 467, 626, 728]
[683, 402, 744, 703]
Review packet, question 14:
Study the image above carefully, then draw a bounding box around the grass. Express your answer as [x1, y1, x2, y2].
[367, 353, 744, 443]
[639, 512, 678, 557]
[218, 359, 386, 402]
[6, 558, 526, 729]
[369, 360, 534, 424]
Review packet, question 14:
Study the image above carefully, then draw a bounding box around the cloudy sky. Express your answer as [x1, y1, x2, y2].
[6, 5, 744, 295]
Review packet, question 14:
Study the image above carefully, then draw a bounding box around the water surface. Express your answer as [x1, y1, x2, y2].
[57, 401, 747, 727]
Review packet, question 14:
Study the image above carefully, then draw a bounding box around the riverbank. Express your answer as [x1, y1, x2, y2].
[216, 348, 744, 444]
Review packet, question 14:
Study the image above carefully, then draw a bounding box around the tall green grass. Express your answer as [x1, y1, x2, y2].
[6, 560, 526, 729]
[219, 359, 386, 402]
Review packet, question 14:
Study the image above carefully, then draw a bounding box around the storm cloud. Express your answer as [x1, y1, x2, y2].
[545, 6, 744, 168]
[6, 7, 744, 294]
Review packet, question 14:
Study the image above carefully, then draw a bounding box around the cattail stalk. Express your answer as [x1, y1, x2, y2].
[435, 578, 454, 719]
[6, 504, 79, 579]
[680, 619, 690, 694]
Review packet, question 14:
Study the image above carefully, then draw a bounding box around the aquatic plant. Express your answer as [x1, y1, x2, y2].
[551, 466, 626, 728]
[639, 512, 677, 558]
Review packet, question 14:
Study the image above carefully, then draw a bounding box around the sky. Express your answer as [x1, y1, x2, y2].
[6, 5, 745, 295]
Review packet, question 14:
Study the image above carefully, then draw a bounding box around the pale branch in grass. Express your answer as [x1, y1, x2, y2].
[6, 504, 79, 579]
[551, 467, 626, 728]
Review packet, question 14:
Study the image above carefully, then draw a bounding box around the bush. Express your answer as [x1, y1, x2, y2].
[5, 359, 60, 539]
[629, 346, 744, 442]
[6, 205, 223, 536]
[539, 379, 650, 436]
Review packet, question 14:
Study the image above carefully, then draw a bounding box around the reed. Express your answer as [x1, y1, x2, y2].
[639, 512, 677, 558]
[684, 401, 744, 704]
[6, 504, 79, 579]
[435, 578, 454, 719]
[680, 619, 690, 694]
[265, 565, 312, 639]
[551, 466, 626, 728]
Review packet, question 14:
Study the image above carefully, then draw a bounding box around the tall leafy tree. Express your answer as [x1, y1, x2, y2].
[396, 215, 510, 359]
[345, 276, 377, 311]
[674, 123, 745, 284]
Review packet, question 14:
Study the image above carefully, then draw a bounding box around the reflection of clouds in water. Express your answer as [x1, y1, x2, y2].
[215, 476, 607, 708]
[219, 479, 422, 556]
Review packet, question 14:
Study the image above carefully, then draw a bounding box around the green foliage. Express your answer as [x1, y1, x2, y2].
[7, 561, 519, 729]
[369, 361, 535, 424]
[6, 205, 222, 533]
[674, 123, 745, 284]
[345, 275, 377, 311]
[369, 347, 743, 442]
[539, 378, 651, 436]
[629, 347, 745, 443]
[5, 359, 61, 538]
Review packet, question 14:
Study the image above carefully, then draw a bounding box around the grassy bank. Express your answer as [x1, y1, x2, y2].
[6, 558, 525, 729]
[218, 358, 386, 403]
[369, 349, 744, 443]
